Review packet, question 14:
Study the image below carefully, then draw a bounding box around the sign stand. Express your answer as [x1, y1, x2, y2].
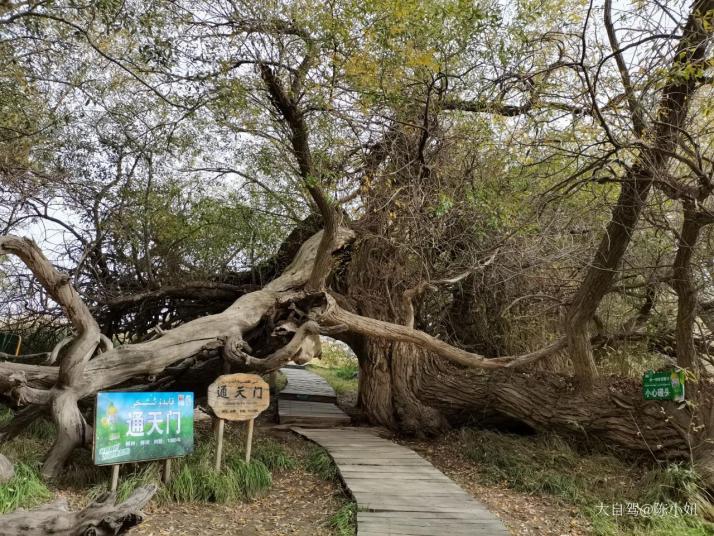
[110, 464, 120, 492]
[208, 373, 270, 472]
[215, 418, 225, 471]
[163, 458, 172, 484]
[245, 418, 254, 463]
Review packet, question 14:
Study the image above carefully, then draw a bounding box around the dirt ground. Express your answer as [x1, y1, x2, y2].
[131, 427, 347, 536]
[398, 433, 592, 536]
[133, 466, 343, 535]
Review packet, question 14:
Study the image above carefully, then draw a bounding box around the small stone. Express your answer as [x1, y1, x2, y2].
[0, 454, 14, 484]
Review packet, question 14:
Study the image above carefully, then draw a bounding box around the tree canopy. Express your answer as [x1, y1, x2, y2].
[1, 0, 714, 498]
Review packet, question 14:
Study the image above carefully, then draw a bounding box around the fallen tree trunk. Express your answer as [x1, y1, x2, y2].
[0, 485, 156, 536]
[415, 360, 714, 490]
[0, 229, 355, 476]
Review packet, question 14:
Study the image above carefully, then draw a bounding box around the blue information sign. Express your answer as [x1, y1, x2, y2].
[94, 391, 194, 465]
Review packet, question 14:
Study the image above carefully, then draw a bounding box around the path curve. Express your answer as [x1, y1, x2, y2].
[280, 367, 510, 535]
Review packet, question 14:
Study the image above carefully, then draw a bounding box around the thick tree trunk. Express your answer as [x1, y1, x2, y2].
[415, 363, 714, 488]
[0, 236, 101, 478]
[391, 343, 449, 435]
[44, 388, 91, 479]
[671, 207, 704, 373]
[355, 338, 395, 428]
[355, 338, 448, 435]
[566, 179, 650, 390]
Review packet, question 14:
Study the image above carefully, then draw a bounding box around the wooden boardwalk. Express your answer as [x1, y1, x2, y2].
[277, 367, 351, 427]
[294, 427, 510, 536]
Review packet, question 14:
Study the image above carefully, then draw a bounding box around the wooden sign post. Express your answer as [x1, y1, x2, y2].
[110, 464, 120, 492]
[208, 373, 270, 470]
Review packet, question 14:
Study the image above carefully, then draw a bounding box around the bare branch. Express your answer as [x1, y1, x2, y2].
[321, 295, 565, 370]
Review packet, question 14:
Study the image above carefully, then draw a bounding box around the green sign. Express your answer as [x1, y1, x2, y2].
[643, 370, 685, 402]
[94, 391, 194, 465]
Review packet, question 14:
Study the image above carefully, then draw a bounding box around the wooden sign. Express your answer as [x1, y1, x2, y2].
[208, 374, 270, 470]
[208, 373, 270, 421]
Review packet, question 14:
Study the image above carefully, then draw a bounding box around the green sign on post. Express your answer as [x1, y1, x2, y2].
[94, 391, 194, 465]
[643, 370, 685, 402]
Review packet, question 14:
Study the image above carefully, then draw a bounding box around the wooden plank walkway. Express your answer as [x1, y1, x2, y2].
[294, 427, 510, 536]
[277, 367, 351, 427]
[280, 366, 338, 402]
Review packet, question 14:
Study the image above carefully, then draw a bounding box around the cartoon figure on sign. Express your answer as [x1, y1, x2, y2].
[102, 402, 120, 440]
[671, 371, 680, 389]
[671, 371, 685, 401]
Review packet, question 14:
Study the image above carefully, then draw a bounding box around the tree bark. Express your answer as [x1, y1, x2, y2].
[671, 206, 704, 373]
[354, 337, 395, 428]
[416, 364, 714, 488]
[0, 236, 101, 478]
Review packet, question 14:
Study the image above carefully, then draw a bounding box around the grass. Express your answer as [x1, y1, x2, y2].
[0, 408, 55, 466]
[0, 406, 296, 513]
[88, 435, 276, 505]
[308, 340, 359, 395]
[307, 366, 358, 395]
[252, 437, 297, 471]
[0, 463, 52, 513]
[274, 371, 287, 392]
[329, 500, 357, 536]
[226, 457, 272, 499]
[461, 428, 714, 535]
[305, 445, 338, 481]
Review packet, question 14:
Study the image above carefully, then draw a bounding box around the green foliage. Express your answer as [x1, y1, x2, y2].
[305, 446, 338, 482]
[464, 429, 604, 504]
[319, 341, 358, 369]
[251, 438, 297, 472]
[161, 462, 240, 503]
[589, 508, 713, 536]
[114, 464, 162, 503]
[59, 449, 105, 489]
[0, 325, 68, 356]
[596, 342, 670, 379]
[308, 340, 358, 395]
[225, 458, 272, 500]
[274, 371, 288, 393]
[308, 365, 358, 395]
[640, 464, 708, 507]
[0, 413, 285, 511]
[25, 418, 56, 442]
[89, 438, 274, 505]
[0, 407, 55, 467]
[329, 501, 357, 536]
[0, 463, 52, 514]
